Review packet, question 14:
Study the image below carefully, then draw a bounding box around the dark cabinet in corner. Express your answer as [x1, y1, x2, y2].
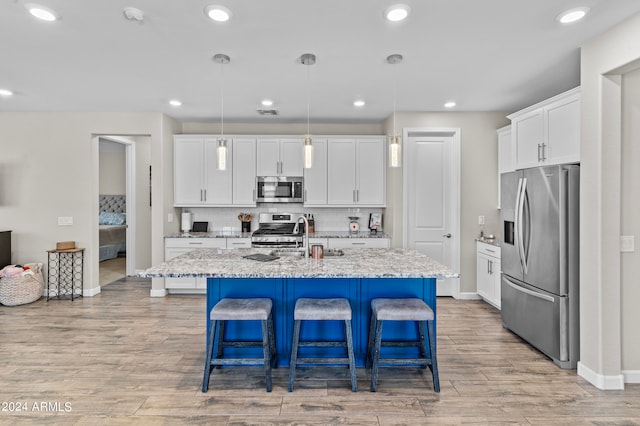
[0, 231, 11, 268]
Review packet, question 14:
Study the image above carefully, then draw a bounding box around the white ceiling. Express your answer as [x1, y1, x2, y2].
[1, 1, 639, 124]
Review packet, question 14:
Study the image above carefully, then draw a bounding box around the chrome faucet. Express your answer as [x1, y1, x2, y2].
[297, 215, 310, 260]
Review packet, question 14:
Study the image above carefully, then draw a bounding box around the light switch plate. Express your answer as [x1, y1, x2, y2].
[58, 216, 73, 226]
[168, 213, 174, 223]
[620, 235, 635, 252]
[478, 215, 485, 225]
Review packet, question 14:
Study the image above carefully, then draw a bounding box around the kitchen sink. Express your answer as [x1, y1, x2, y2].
[270, 249, 306, 257]
[269, 248, 345, 258]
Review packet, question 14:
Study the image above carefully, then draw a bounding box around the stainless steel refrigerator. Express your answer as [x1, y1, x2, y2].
[500, 164, 579, 369]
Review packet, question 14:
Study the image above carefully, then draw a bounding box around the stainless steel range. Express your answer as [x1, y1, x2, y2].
[251, 213, 304, 248]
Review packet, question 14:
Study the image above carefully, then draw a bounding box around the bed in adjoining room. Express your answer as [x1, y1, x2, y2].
[99, 195, 127, 262]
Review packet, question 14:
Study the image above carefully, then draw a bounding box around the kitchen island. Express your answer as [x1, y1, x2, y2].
[141, 247, 458, 366]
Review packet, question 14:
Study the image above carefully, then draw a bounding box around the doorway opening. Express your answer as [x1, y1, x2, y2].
[97, 136, 136, 287]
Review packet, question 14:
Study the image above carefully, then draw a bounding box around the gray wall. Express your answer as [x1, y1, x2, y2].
[382, 112, 509, 295]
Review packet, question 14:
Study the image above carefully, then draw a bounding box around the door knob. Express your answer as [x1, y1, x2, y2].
[442, 233, 452, 238]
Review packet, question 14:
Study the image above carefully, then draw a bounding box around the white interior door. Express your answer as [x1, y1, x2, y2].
[404, 130, 460, 297]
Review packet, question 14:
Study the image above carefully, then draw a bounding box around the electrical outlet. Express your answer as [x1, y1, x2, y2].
[478, 215, 485, 225]
[168, 213, 173, 223]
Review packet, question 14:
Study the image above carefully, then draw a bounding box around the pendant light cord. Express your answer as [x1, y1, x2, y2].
[392, 61, 397, 138]
[220, 61, 224, 138]
[306, 61, 310, 136]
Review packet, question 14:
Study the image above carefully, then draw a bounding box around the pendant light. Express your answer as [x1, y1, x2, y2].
[387, 54, 403, 168]
[300, 53, 316, 169]
[213, 53, 230, 170]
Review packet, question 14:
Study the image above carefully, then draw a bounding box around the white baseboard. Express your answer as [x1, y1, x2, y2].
[83, 286, 101, 297]
[578, 361, 625, 390]
[622, 370, 640, 383]
[150, 288, 167, 297]
[457, 292, 482, 300]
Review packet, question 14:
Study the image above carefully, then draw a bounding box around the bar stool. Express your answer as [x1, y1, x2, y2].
[288, 298, 357, 392]
[367, 298, 440, 393]
[202, 298, 276, 393]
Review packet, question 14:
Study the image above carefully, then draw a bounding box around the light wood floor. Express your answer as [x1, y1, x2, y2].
[1, 277, 638, 425]
[99, 257, 126, 287]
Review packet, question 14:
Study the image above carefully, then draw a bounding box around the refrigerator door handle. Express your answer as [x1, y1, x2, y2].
[514, 177, 524, 274]
[517, 178, 528, 275]
[503, 277, 555, 303]
[559, 168, 568, 295]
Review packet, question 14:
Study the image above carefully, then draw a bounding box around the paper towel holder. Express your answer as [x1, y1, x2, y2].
[181, 211, 192, 233]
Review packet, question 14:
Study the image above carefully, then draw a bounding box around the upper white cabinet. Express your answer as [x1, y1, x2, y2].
[256, 138, 303, 177]
[327, 137, 386, 207]
[232, 138, 257, 206]
[496, 125, 512, 209]
[508, 87, 580, 170]
[303, 138, 327, 205]
[174, 135, 232, 207]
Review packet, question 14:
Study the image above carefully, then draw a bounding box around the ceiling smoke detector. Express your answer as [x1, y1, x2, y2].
[256, 109, 279, 116]
[123, 7, 145, 22]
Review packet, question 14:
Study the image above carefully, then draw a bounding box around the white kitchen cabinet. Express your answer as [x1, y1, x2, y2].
[164, 238, 226, 292]
[508, 87, 580, 170]
[256, 138, 303, 177]
[327, 137, 386, 206]
[327, 238, 390, 249]
[303, 138, 327, 205]
[497, 125, 512, 209]
[232, 138, 257, 206]
[476, 241, 501, 309]
[174, 136, 232, 206]
[226, 238, 252, 249]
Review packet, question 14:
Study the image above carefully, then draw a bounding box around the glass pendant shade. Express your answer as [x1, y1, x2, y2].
[303, 135, 313, 169]
[217, 138, 228, 171]
[388, 135, 401, 168]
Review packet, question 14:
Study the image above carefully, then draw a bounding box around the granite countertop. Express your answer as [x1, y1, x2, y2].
[475, 237, 501, 247]
[140, 247, 458, 279]
[165, 231, 390, 239]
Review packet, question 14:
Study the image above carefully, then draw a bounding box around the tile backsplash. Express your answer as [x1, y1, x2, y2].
[185, 205, 384, 233]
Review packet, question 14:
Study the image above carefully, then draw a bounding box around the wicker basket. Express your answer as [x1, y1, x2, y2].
[0, 263, 44, 306]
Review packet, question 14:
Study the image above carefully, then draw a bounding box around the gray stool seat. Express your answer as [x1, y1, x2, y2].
[294, 297, 352, 320]
[367, 298, 440, 393]
[210, 298, 272, 320]
[203, 298, 276, 393]
[372, 298, 434, 321]
[289, 298, 357, 392]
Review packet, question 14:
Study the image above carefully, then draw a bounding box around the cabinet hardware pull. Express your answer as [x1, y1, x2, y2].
[203, 189, 206, 202]
[542, 143, 547, 161]
[537, 144, 542, 162]
[189, 242, 203, 245]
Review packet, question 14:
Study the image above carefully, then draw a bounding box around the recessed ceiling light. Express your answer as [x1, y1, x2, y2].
[0, 89, 14, 97]
[169, 99, 182, 107]
[444, 101, 456, 108]
[353, 100, 365, 107]
[385, 4, 410, 22]
[25, 4, 58, 21]
[204, 5, 232, 22]
[556, 7, 590, 24]
[261, 99, 273, 107]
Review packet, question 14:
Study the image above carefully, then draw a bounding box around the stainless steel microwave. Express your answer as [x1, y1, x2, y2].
[256, 176, 304, 203]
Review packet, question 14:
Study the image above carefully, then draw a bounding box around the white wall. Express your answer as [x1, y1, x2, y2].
[621, 67, 640, 375]
[580, 11, 640, 388]
[98, 140, 126, 195]
[382, 112, 509, 294]
[0, 112, 176, 296]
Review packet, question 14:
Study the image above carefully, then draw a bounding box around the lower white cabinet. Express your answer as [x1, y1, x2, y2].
[327, 238, 390, 249]
[476, 241, 501, 309]
[164, 238, 226, 292]
[225, 238, 252, 249]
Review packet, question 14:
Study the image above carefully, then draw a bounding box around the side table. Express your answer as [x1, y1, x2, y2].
[47, 248, 84, 301]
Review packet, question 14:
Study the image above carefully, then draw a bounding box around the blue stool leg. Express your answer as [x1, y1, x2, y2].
[370, 320, 383, 392]
[268, 312, 277, 368]
[418, 321, 428, 369]
[344, 319, 357, 392]
[214, 320, 225, 368]
[261, 319, 273, 392]
[288, 319, 302, 392]
[202, 319, 217, 392]
[366, 311, 376, 370]
[427, 319, 440, 392]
